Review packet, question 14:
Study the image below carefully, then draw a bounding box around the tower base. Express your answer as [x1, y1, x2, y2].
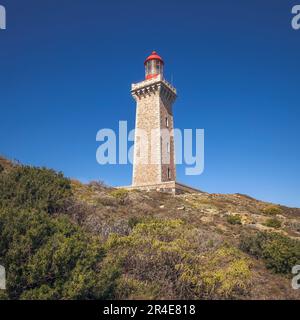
[118, 181, 202, 195]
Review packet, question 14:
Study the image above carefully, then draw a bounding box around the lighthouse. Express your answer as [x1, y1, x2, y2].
[131, 51, 177, 192]
[116, 51, 200, 194]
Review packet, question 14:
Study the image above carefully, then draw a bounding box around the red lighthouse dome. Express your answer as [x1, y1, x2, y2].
[144, 51, 164, 80]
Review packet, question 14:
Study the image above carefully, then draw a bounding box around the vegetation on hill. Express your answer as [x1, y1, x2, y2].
[0, 165, 72, 214]
[240, 232, 300, 274]
[0, 163, 119, 300]
[106, 219, 252, 299]
[0, 156, 299, 300]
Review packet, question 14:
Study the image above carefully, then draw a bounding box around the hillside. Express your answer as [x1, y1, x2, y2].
[0, 156, 299, 300]
[0, 156, 15, 172]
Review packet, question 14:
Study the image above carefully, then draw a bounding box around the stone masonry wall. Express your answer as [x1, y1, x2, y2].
[160, 96, 176, 182]
[132, 90, 160, 185]
[131, 77, 177, 187]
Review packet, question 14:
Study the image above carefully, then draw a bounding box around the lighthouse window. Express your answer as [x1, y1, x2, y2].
[151, 60, 155, 73]
[156, 61, 160, 73]
[167, 167, 171, 179]
[147, 62, 151, 74]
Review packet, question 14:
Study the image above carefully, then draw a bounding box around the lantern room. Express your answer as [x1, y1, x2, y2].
[144, 51, 164, 80]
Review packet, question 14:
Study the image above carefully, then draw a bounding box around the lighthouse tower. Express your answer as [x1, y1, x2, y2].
[131, 51, 177, 192]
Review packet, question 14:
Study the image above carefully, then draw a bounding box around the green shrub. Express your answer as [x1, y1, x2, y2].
[128, 216, 141, 229]
[0, 164, 123, 299]
[105, 219, 252, 299]
[262, 205, 282, 216]
[115, 276, 159, 300]
[177, 245, 252, 299]
[0, 291, 8, 300]
[226, 215, 242, 225]
[0, 207, 121, 299]
[240, 232, 300, 274]
[110, 189, 129, 205]
[0, 165, 72, 214]
[263, 218, 281, 229]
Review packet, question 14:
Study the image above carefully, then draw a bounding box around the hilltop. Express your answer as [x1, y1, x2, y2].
[0, 156, 299, 300]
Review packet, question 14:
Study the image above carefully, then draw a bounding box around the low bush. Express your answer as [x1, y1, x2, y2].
[105, 219, 252, 299]
[177, 245, 252, 299]
[226, 215, 242, 225]
[0, 208, 121, 299]
[0, 164, 121, 300]
[128, 216, 141, 229]
[110, 189, 129, 205]
[115, 276, 159, 300]
[240, 231, 300, 274]
[263, 218, 281, 229]
[0, 165, 72, 214]
[262, 205, 283, 216]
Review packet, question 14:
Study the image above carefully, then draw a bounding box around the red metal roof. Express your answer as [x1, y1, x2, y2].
[144, 51, 164, 65]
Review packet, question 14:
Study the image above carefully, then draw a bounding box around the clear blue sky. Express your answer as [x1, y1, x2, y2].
[0, 0, 299, 207]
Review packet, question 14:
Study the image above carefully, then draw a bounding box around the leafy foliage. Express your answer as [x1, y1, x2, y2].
[128, 216, 141, 229]
[0, 165, 72, 214]
[226, 215, 242, 225]
[177, 245, 252, 299]
[263, 218, 281, 229]
[110, 189, 129, 205]
[115, 276, 159, 300]
[105, 219, 252, 299]
[0, 207, 120, 300]
[262, 205, 283, 216]
[240, 232, 300, 274]
[0, 164, 120, 300]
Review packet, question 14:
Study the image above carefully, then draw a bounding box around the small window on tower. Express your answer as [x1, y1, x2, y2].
[166, 117, 169, 127]
[167, 167, 171, 179]
[167, 142, 170, 153]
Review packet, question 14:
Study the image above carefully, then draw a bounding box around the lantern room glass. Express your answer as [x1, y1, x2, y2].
[145, 60, 163, 79]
